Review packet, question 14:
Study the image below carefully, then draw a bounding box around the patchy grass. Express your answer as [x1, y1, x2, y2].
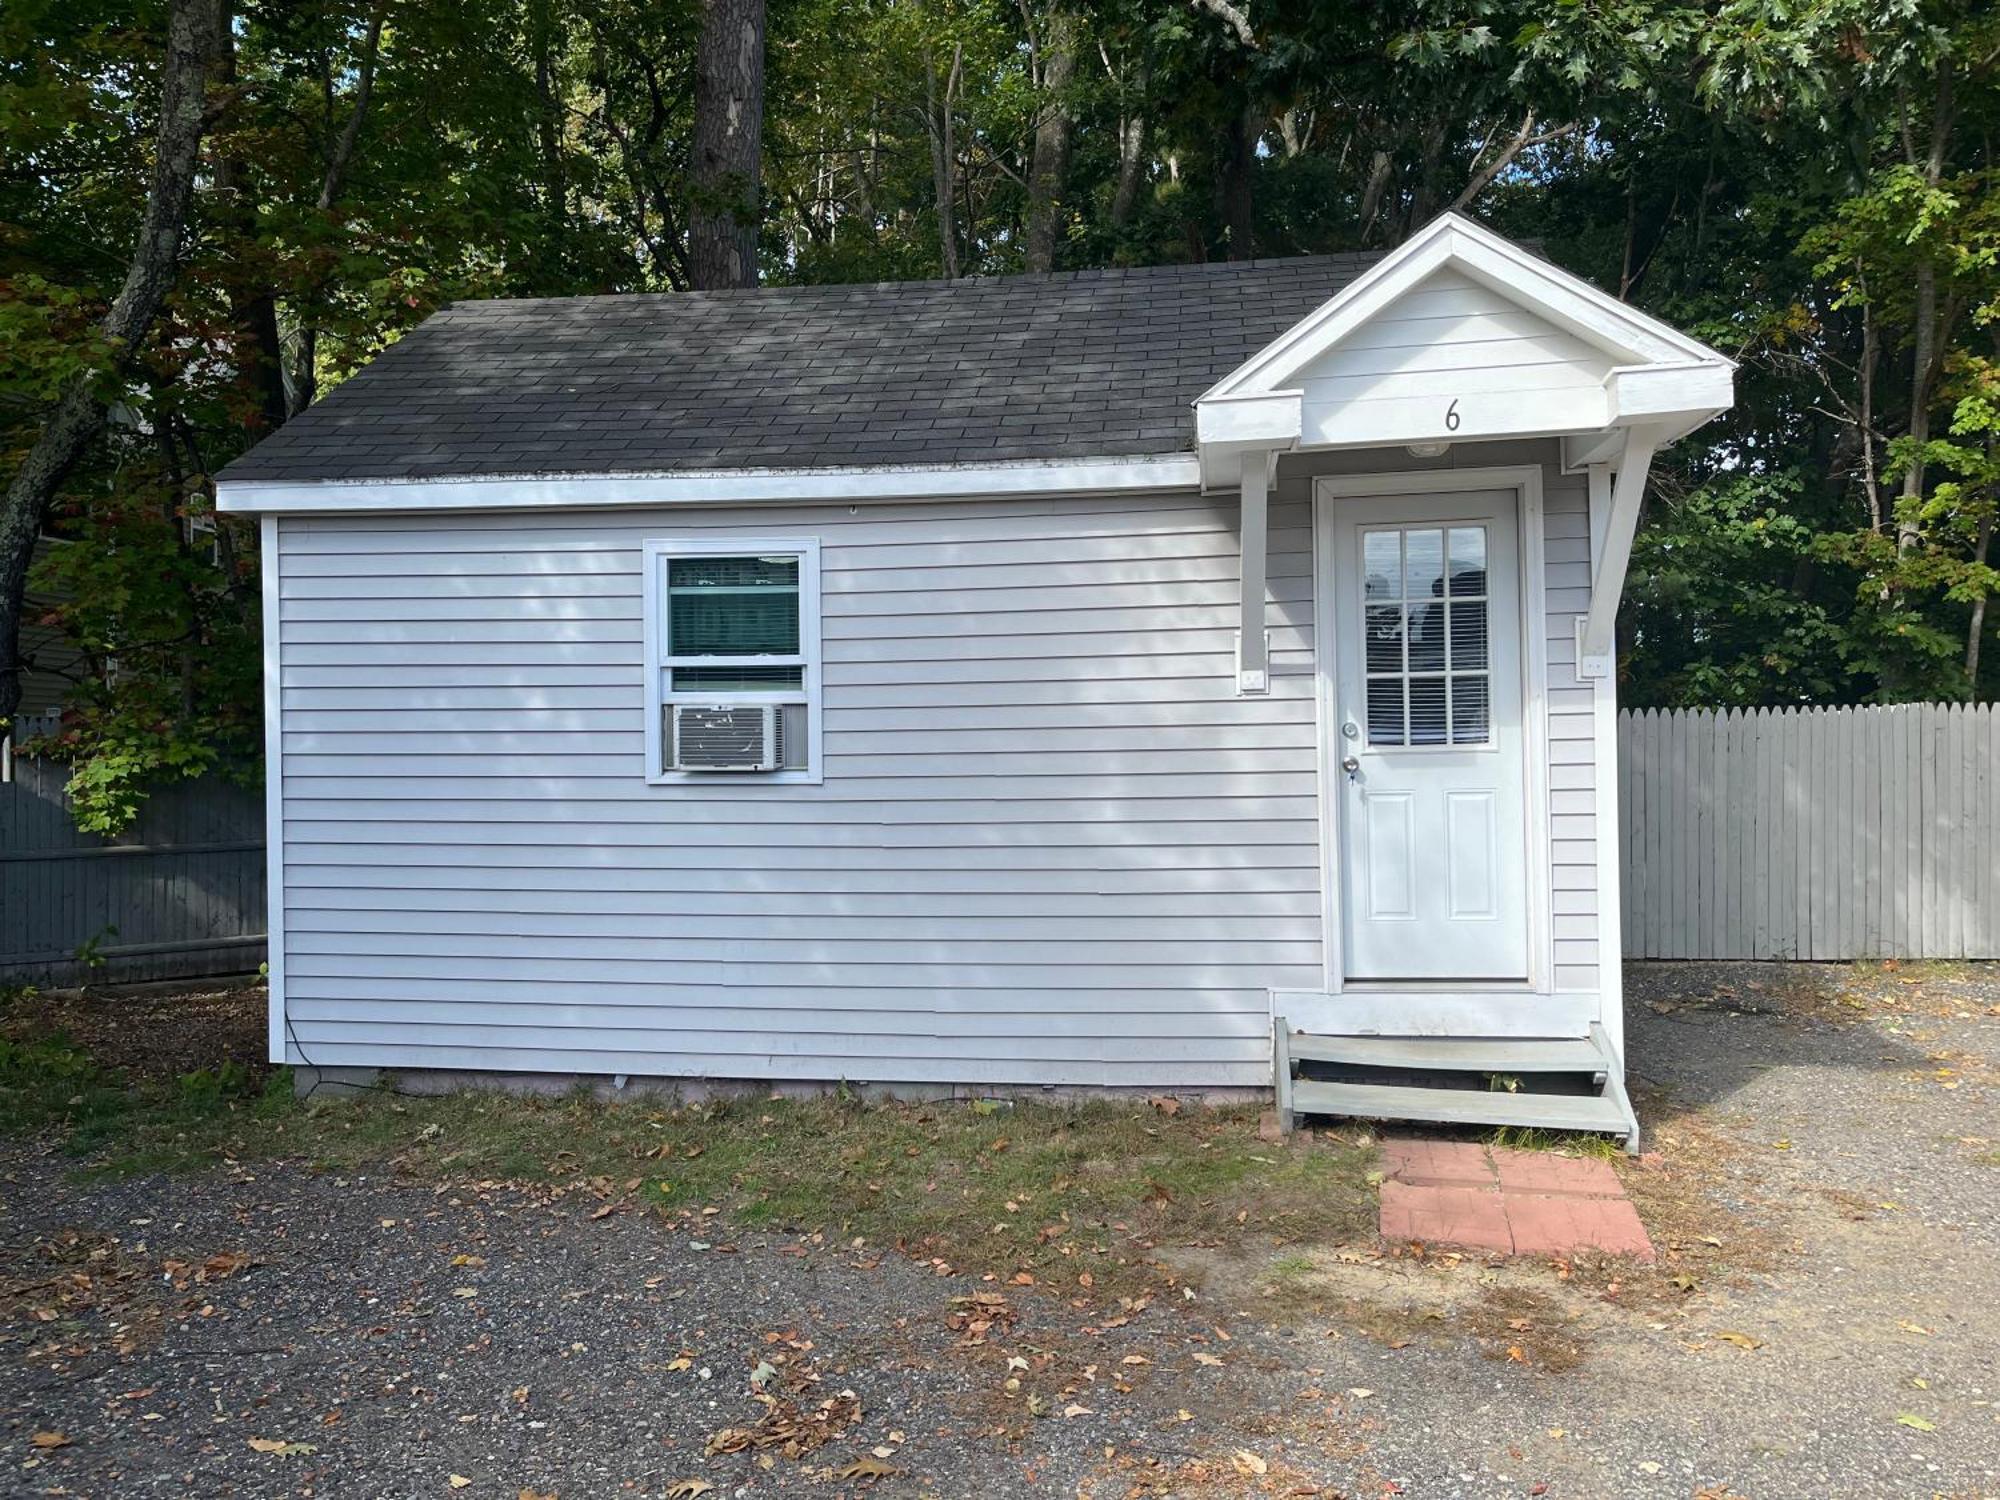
[0, 1006, 1376, 1300]
[1486, 1125, 1624, 1159]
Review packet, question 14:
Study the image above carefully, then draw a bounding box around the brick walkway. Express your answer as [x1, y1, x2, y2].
[1377, 1136, 1654, 1260]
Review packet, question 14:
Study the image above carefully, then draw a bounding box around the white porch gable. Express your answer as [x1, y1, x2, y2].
[1197, 212, 1735, 693]
[1192, 211, 1734, 491]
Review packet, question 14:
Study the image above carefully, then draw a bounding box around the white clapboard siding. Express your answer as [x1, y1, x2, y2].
[1619, 704, 1999, 960]
[274, 439, 1600, 1087]
[275, 489, 1326, 1085]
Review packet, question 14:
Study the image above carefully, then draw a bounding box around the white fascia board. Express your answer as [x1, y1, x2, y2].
[1194, 389, 1303, 447]
[1199, 211, 1735, 406]
[1604, 360, 1735, 423]
[214, 453, 1204, 515]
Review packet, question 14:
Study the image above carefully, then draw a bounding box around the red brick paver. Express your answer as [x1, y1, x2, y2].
[1377, 1135, 1654, 1262]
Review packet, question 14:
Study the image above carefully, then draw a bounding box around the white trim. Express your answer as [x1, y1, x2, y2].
[1587, 466, 1627, 1061]
[260, 516, 288, 1065]
[215, 454, 1204, 515]
[640, 537, 824, 787]
[1202, 214, 1729, 406]
[1576, 425, 1664, 675]
[1311, 465, 1553, 996]
[1272, 989, 1596, 1039]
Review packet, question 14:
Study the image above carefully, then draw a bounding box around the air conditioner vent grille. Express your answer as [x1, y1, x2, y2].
[670, 704, 776, 771]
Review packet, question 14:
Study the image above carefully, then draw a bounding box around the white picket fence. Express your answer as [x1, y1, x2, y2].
[1618, 703, 1999, 961]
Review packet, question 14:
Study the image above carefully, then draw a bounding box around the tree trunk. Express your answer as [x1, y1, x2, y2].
[1022, 6, 1078, 273]
[925, 47, 962, 278]
[1356, 148, 1393, 243]
[291, 2, 387, 413]
[688, 0, 766, 290]
[1969, 505, 1993, 700]
[1220, 104, 1258, 260]
[213, 3, 287, 432]
[1110, 102, 1147, 228]
[0, 0, 223, 730]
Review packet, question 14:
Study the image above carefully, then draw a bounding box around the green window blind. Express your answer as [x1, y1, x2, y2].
[667, 555, 800, 657]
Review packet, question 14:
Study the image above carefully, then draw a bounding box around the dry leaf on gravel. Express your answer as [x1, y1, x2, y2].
[29, 1431, 70, 1449]
[664, 1481, 714, 1498]
[945, 1292, 1016, 1345]
[1895, 1413, 1937, 1432]
[1715, 1331, 1763, 1350]
[246, 1438, 317, 1456]
[1231, 1449, 1268, 1476]
[449, 1477, 473, 1490]
[837, 1456, 901, 1481]
[705, 1390, 861, 1460]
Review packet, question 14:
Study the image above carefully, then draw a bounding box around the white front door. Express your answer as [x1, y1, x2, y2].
[1331, 490, 1530, 981]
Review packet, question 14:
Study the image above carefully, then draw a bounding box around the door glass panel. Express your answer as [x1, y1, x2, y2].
[1409, 676, 1448, 745]
[1451, 676, 1490, 744]
[1367, 678, 1405, 746]
[1363, 531, 1401, 599]
[1403, 528, 1445, 603]
[1365, 605, 1403, 673]
[1448, 599, 1487, 670]
[1407, 599, 1446, 671]
[1447, 527, 1486, 595]
[1361, 522, 1492, 749]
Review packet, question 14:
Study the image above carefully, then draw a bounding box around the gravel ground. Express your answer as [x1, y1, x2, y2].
[3, 961, 1997, 1499]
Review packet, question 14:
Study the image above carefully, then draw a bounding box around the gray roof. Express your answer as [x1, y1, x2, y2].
[217, 253, 1385, 485]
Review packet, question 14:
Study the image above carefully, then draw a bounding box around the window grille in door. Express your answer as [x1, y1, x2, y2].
[1360, 524, 1491, 748]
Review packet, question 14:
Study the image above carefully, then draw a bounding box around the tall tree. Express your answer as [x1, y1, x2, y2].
[1022, 6, 1078, 273]
[0, 0, 225, 730]
[688, 0, 766, 289]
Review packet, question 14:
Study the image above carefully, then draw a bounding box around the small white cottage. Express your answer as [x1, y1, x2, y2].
[217, 214, 1733, 1147]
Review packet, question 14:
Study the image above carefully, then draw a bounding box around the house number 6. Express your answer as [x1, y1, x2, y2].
[1444, 398, 1461, 432]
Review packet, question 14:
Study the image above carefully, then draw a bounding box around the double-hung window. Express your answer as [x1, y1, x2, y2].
[642, 537, 821, 783]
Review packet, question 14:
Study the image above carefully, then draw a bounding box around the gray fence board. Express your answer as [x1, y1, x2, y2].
[1620, 704, 2000, 960]
[1, 758, 266, 987]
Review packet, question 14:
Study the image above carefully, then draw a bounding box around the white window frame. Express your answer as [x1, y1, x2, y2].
[641, 536, 823, 786]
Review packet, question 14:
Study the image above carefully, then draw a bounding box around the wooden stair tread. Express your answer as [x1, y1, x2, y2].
[1289, 1079, 1632, 1134]
[1285, 1034, 1606, 1075]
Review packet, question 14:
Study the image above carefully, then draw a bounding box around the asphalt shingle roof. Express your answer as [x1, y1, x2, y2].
[217, 253, 1386, 485]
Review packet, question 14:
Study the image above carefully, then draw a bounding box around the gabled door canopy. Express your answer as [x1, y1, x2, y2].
[1203, 212, 1736, 694]
[1192, 211, 1734, 491]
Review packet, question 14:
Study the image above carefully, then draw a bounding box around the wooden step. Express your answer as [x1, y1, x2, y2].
[1289, 1078, 1634, 1137]
[1286, 1034, 1607, 1077]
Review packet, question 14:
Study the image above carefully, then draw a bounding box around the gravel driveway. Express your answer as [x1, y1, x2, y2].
[3, 961, 1996, 1498]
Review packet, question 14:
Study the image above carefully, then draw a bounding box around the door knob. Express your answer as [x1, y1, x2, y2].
[1341, 755, 1361, 779]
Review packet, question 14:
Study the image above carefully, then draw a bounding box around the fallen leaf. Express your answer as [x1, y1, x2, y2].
[664, 1481, 714, 1499]
[1192, 1351, 1224, 1367]
[836, 1456, 900, 1480]
[1715, 1331, 1763, 1351]
[518, 1491, 557, 1500]
[29, 1432, 70, 1450]
[1231, 1449, 1268, 1477]
[1347, 1388, 1374, 1399]
[449, 1477, 473, 1490]
[1895, 1413, 1937, 1432]
[1063, 1403, 1094, 1418]
[246, 1438, 317, 1456]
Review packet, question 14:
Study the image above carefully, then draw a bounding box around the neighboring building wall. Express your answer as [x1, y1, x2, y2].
[272, 438, 1597, 1087]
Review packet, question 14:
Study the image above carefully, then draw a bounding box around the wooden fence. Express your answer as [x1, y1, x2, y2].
[1618, 704, 1999, 961]
[0, 757, 266, 988]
